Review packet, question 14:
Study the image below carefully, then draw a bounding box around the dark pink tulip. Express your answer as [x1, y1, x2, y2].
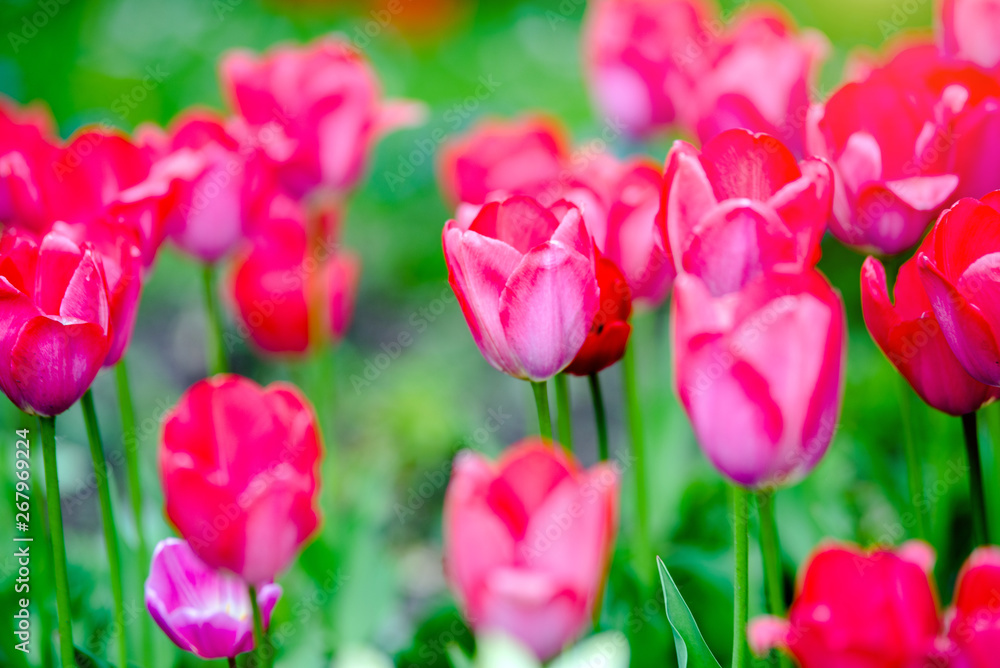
[443, 439, 618, 660]
[0, 96, 58, 233]
[581, 0, 712, 136]
[160, 374, 323, 585]
[564, 255, 632, 376]
[443, 196, 599, 381]
[661, 129, 832, 297]
[749, 541, 942, 667]
[146, 538, 281, 660]
[918, 192, 1000, 386]
[220, 36, 424, 198]
[0, 229, 112, 416]
[694, 10, 828, 156]
[672, 269, 845, 488]
[941, 0, 1000, 68]
[942, 547, 1000, 667]
[862, 249, 1000, 416]
[228, 195, 360, 355]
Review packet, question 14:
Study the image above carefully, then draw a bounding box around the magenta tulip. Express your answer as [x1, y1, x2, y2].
[672, 269, 845, 488]
[661, 129, 832, 297]
[0, 96, 57, 233]
[160, 374, 323, 585]
[443, 439, 618, 660]
[941, 0, 1000, 68]
[443, 196, 599, 381]
[146, 538, 281, 660]
[942, 547, 1000, 667]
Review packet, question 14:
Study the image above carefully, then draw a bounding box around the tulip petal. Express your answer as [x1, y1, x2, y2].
[698, 129, 801, 201]
[665, 151, 719, 266]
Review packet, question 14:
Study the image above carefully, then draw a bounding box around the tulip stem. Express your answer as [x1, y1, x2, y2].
[554, 374, 573, 453]
[202, 264, 227, 375]
[962, 412, 989, 545]
[115, 360, 154, 668]
[897, 378, 927, 541]
[228, 658, 237, 668]
[249, 585, 271, 668]
[756, 491, 791, 668]
[39, 415, 75, 668]
[29, 414, 55, 668]
[622, 342, 651, 579]
[732, 485, 750, 668]
[531, 381, 553, 442]
[588, 373, 609, 462]
[81, 390, 129, 668]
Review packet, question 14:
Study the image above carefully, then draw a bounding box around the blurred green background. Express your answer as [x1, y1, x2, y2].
[0, 0, 978, 666]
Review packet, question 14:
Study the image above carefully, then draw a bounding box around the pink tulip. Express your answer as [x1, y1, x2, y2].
[694, 10, 828, 156]
[146, 538, 281, 660]
[0, 96, 57, 233]
[443, 196, 599, 381]
[918, 192, 1000, 386]
[672, 269, 845, 488]
[942, 547, 1000, 667]
[862, 249, 1000, 416]
[941, 0, 1000, 69]
[160, 374, 323, 585]
[661, 129, 832, 297]
[220, 36, 424, 198]
[443, 439, 618, 660]
[748, 541, 941, 666]
[0, 229, 112, 416]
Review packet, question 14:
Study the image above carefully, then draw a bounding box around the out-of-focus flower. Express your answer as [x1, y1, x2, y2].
[0, 96, 57, 233]
[748, 541, 941, 666]
[918, 192, 1000, 387]
[463, 631, 629, 668]
[0, 229, 112, 416]
[443, 196, 599, 381]
[443, 440, 618, 660]
[661, 129, 832, 297]
[672, 269, 845, 488]
[160, 374, 323, 585]
[940, 0, 1000, 69]
[228, 194, 360, 355]
[862, 249, 1000, 416]
[942, 546, 1000, 667]
[146, 538, 281, 660]
[564, 256, 631, 376]
[220, 36, 425, 198]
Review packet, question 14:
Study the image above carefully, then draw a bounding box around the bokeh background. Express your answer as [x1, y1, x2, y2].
[0, 0, 973, 666]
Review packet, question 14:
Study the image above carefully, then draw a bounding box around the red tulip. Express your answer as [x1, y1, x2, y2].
[941, 0, 1000, 68]
[443, 196, 599, 381]
[564, 256, 632, 376]
[862, 250, 1000, 416]
[672, 269, 845, 488]
[748, 541, 941, 667]
[661, 129, 832, 297]
[918, 192, 1000, 386]
[0, 96, 57, 233]
[220, 36, 424, 198]
[160, 374, 323, 585]
[443, 439, 618, 660]
[943, 547, 1000, 667]
[0, 229, 112, 416]
[229, 195, 360, 355]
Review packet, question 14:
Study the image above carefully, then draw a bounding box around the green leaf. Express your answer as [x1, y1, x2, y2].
[657, 557, 722, 668]
[72, 645, 114, 668]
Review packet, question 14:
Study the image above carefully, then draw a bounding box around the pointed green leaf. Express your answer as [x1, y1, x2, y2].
[657, 557, 722, 668]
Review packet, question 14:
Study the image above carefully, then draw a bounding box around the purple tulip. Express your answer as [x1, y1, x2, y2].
[145, 538, 281, 660]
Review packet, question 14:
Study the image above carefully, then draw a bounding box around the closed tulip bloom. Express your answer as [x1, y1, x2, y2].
[941, 0, 1000, 69]
[672, 269, 845, 488]
[748, 541, 942, 667]
[220, 37, 424, 198]
[862, 251, 1000, 416]
[160, 374, 323, 585]
[146, 538, 281, 660]
[0, 229, 112, 416]
[443, 440, 618, 660]
[564, 256, 632, 376]
[918, 192, 1000, 386]
[661, 129, 832, 297]
[443, 196, 599, 381]
[942, 547, 1000, 666]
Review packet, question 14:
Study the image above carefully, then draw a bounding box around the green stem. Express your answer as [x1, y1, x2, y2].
[531, 381, 553, 442]
[963, 412, 989, 545]
[249, 585, 270, 668]
[756, 491, 791, 668]
[588, 372, 609, 462]
[202, 264, 227, 375]
[622, 342, 651, 578]
[228, 657, 237, 668]
[30, 425, 55, 668]
[554, 374, 573, 453]
[39, 415, 75, 668]
[898, 379, 927, 541]
[81, 391, 128, 667]
[115, 360, 153, 668]
[732, 485, 750, 668]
